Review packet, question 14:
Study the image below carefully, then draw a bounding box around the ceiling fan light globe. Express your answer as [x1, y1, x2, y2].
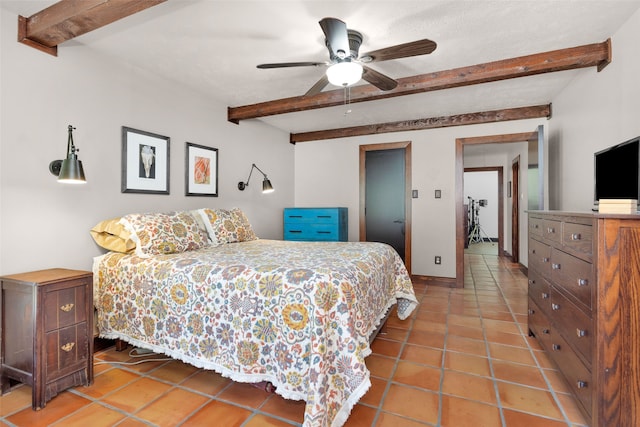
[326, 62, 363, 87]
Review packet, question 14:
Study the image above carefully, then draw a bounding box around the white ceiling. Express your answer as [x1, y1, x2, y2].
[4, 0, 640, 134]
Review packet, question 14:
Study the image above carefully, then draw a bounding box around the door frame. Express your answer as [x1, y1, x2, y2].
[464, 166, 504, 255]
[455, 131, 538, 287]
[511, 156, 520, 263]
[359, 141, 412, 272]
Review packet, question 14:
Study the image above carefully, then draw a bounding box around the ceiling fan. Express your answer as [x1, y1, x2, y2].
[257, 17, 437, 96]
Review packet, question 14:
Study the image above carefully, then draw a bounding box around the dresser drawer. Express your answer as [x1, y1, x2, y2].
[547, 328, 592, 417]
[550, 249, 593, 310]
[284, 225, 340, 241]
[562, 222, 593, 259]
[46, 322, 89, 378]
[527, 271, 551, 315]
[529, 217, 544, 237]
[44, 282, 88, 332]
[529, 239, 551, 279]
[542, 219, 562, 244]
[528, 298, 552, 351]
[550, 288, 592, 367]
[284, 208, 341, 224]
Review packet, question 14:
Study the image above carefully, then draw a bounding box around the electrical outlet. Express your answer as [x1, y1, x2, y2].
[435, 256, 441, 265]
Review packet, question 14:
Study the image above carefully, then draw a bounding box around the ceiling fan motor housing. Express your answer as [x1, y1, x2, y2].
[326, 29, 363, 62]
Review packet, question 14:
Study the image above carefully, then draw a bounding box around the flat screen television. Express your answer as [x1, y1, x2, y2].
[594, 136, 640, 205]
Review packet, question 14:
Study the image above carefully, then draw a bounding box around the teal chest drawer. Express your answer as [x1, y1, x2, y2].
[283, 208, 348, 241]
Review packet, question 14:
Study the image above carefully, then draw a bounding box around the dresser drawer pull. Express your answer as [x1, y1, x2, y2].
[576, 329, 587, 338]
[528, 309, 535, 315]
[552, 263, 561, 270]
[288, 215, 303, 218]
[571, 233, 582, 241]
[552, 344, 561, 351]
[532, 224, 539, 229]
[542, 328, 550, 334]
[60, 303, 75, 312]
[317, 231, 331, 234]
[288, 230, 302, 233]
[542, 257, 550, 263]
[61, 342, 75, 352]
[531, 249, 536, 255]
[552, 303, 560, 311]
[316, 215, 332, 218]
[576, 380, 588, 389]
[547, 227, 555, 234]
[542, 292, 549, 299]
[578, 278, 588, 287]
[528, 279, 535, 285]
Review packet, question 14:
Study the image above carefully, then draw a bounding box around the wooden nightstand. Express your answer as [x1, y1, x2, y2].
[0, 268, 93, 410]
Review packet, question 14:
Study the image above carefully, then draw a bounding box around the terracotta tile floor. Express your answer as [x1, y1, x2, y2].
[0, 253, 588, 426]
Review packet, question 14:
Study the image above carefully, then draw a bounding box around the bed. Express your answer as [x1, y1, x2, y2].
[91, 208, 418, 427]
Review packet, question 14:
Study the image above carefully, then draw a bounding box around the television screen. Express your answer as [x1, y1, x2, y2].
[594, 137, 640, 203]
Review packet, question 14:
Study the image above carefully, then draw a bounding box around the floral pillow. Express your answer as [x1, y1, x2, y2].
[199, 208, 258, 244]
[120, 211, 210, 257]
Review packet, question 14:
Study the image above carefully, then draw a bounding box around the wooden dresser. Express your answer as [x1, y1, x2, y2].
[527, 211, 640, 426]
[283, 207, 348, 241]
[0, 268, 93, 409]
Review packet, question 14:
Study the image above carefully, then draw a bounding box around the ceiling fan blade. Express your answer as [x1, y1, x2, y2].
[319, 17, 350, 60]
[361, 39, 437, 62]
[304, 74, 330, 97]
[257, 62, 325, 69]
[362, 66, 398, 91]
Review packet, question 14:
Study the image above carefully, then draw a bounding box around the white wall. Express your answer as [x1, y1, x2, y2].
[294, 118, 545, 277]
[549, 8, 640, 210]
[464, 171, 499, 239]
[0, 9, 294, 275]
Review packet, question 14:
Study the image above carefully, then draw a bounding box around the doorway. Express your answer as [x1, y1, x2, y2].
[511, 156, 520, 263]
[464, 168, 502, 256]
[359, 141, 412, 272]
[455, 130, 542, 287]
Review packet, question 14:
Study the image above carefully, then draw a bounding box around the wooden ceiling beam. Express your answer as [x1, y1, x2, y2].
[290, 104, 551, 143]
[18, 0, 166, 56]
[228, 40, 610, 123]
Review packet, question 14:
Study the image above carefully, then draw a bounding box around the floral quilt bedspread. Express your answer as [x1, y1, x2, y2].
[93, 239, 418, 427]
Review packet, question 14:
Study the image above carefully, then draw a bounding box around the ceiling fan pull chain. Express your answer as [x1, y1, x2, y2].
[344, 87, 352, 117]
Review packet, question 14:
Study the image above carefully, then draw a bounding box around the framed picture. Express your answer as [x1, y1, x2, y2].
[121, 127, 170, 194]
[185, 142, 218, 197]
[507, 181, 512, 198]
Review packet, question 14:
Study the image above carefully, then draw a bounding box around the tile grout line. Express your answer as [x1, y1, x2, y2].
[487, 255, 574, 427]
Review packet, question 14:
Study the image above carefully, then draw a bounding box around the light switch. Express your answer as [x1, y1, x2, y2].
[412, 190, 419, 198]
[435, 189, 442, 199]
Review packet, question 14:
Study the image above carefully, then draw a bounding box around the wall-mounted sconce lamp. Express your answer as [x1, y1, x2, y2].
[49, 125, 86, 184]
[238, 163, 274, 194]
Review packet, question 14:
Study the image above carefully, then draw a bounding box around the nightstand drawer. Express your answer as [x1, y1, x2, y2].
[46, 322, 89, 377]
[284, 225, 340, 241]
[284, 208, 341, 224]
[44, 281, 88, 332]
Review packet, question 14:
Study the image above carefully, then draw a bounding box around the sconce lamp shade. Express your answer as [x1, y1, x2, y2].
[238, 163, 274, 194]
[49, 125, 86, 184]
[57, 156, 86, 183]
[262, 177, 274, 193]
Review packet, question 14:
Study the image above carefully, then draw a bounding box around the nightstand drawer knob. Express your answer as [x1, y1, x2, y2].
[547, 227, 555, 234]
[542, 328, 550, 334]
[576, 329, 587, 337]
[542, 292, 549, 299]
[552, 263, 561, 270]
[552, 303, 560, 311]
[578, 278, 588, 287]
[542, 257, 550, 263]
[60, 303, 75, 312]
[571, 233, 582, 240]
[61, 342, 75, 352]
[577, 380, 588, 389]
[552, 344, 561, 351]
